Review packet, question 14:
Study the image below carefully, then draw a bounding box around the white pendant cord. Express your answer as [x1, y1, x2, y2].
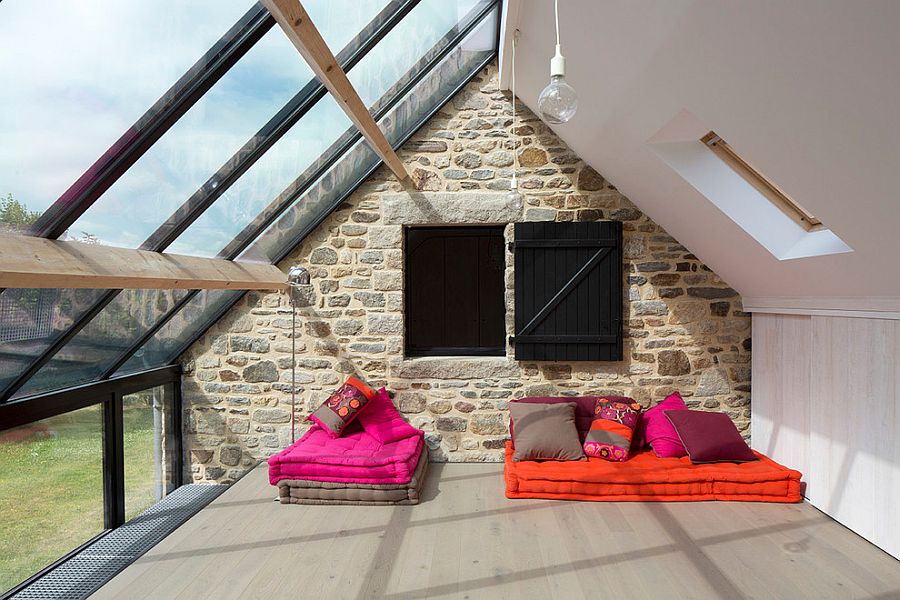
[554, 0, 560, 47]
[511, 30, 518, 191]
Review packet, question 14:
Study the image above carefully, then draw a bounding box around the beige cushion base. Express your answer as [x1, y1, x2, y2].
[277, 446, 428, 506]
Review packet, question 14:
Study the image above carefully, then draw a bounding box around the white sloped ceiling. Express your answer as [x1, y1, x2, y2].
[502, 0, 900, 310]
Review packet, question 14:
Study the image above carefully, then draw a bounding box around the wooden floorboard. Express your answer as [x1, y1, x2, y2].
[92, 463, 900, 600]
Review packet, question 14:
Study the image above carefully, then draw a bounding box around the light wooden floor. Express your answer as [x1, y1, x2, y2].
[92, 463, 900, 600]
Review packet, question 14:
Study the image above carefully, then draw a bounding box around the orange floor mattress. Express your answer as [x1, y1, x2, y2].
[504, 443, 802, 502]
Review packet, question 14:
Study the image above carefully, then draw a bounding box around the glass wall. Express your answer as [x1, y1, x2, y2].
[123, 385, 177, 520]
[0, 406, 105, 594]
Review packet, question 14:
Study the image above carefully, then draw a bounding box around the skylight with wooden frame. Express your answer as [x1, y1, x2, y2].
[701, 131, 821, 231]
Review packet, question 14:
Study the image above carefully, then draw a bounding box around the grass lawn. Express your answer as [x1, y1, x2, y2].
[0, 401, 165, 593]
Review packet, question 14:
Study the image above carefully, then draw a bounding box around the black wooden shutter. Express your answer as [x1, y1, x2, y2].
[512, 221, 623, 361]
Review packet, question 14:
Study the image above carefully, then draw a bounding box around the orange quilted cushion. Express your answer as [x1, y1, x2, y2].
[504, 443, 802, 502]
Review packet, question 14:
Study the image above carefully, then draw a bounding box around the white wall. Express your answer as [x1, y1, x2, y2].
[752, 313, 900, 559]
[503, 0, 900, 305]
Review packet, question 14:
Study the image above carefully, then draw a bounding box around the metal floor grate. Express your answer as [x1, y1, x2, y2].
[10, 484, 226, 600]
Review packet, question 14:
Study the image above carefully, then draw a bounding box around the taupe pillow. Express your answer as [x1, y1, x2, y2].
[509, 402, 586, 462]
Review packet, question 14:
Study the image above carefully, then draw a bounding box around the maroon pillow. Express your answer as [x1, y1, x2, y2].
[664, 410, 758, 463]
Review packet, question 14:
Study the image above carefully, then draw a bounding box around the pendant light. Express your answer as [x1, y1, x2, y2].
[507, 29, 524, 211]
[537, 0, 577, 124]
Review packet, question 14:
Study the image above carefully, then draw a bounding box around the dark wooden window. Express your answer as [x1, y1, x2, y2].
[405, 226, 505, 356]
[512, 221, 623, 361]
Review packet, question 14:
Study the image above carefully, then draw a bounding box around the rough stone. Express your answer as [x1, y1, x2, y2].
[469, 413, 506, 435]
[219, 445, 242, 466]
[696, 368, 732, 396]
[230, 336, 270, 353]
[392, 358, 519, 379]
[577, 166, 605, 191]
[454, 152, 482, 169]
[436, 417, 467, 432]
[486, 150, 514, 167]
[412, 167, 441, 191]
[688, 287, 739, 299]
[310, 247, 338, 265]
[407, 140, 448, 153]
[633, 301, 669, 316]
[657, 350, 692, 376]
[368, 314, 403, 335]
[253, 407, 291, 424]
[334, 319, 363, 336]
[518, 147, 548, 167]
[242, 361, 278, 383]
[398, 392, 427, 414]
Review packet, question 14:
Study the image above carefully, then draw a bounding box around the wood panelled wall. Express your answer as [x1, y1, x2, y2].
[752, 313, 900, 559]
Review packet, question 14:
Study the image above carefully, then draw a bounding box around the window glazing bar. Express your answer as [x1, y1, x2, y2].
[0, 365, 181, 431]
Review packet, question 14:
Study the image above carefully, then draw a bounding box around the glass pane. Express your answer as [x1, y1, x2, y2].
[0, 0, 252, 233]
[0, 406, 105, 593]
[165, 94, 351, 256]
[116, 7, 499, 374]
[64, 0, 387, 250]
[116, 290, 243, 376]
[13, 289, 190, 400]
[243, 8, 499, 264]
[166, 0, 486, 258]
[124, 385, 177, 521]
[0, 288, 108, 394]
[349, 0, 486, 107]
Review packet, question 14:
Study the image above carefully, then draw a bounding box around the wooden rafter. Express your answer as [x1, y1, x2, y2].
[0, 235, 287, 290]
[261, 0, 409, 181]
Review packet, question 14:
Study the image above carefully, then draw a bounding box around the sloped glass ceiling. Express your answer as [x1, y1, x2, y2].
[0, 0, 499, 401]
[0, 0, 253, 234]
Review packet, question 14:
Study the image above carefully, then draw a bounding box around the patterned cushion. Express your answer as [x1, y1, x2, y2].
[583, 397, 642, 462]
[307, 376, 377, 437]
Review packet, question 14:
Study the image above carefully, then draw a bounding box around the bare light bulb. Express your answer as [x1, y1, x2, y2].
[538, 45, 577, 124]
[507, 177, 524, 211]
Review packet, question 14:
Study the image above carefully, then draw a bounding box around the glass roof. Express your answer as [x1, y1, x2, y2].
[0, 0, 253, 234]
[0, 0, 500, 402]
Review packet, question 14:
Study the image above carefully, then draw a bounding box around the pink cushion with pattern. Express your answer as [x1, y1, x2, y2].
[307, 376, 376, 437]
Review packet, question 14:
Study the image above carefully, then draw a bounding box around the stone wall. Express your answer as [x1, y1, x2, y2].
[181, 62, 751, 483]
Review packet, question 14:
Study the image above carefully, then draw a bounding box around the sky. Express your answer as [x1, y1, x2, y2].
[0, 0, 481, 255]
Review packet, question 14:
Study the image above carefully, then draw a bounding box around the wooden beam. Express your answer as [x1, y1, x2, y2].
[261, 0, 408, 181]
[0, 235, 287, 290]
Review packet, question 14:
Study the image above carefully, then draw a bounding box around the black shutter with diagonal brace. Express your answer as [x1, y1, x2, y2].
[511, 221, 623, 361]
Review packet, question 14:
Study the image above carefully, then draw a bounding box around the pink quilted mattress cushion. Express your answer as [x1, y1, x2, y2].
[357, 388, 421, 444]
[268, 424, 424, 485]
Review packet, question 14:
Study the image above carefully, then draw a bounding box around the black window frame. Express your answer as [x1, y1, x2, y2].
[0, 365, 183, 596]
[404, 225, 506, 357]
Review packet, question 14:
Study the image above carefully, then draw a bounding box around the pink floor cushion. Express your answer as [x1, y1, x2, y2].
[268, 425, 424, 486]
[635, 391, 689, 458]
[357, 388, 421, 444]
